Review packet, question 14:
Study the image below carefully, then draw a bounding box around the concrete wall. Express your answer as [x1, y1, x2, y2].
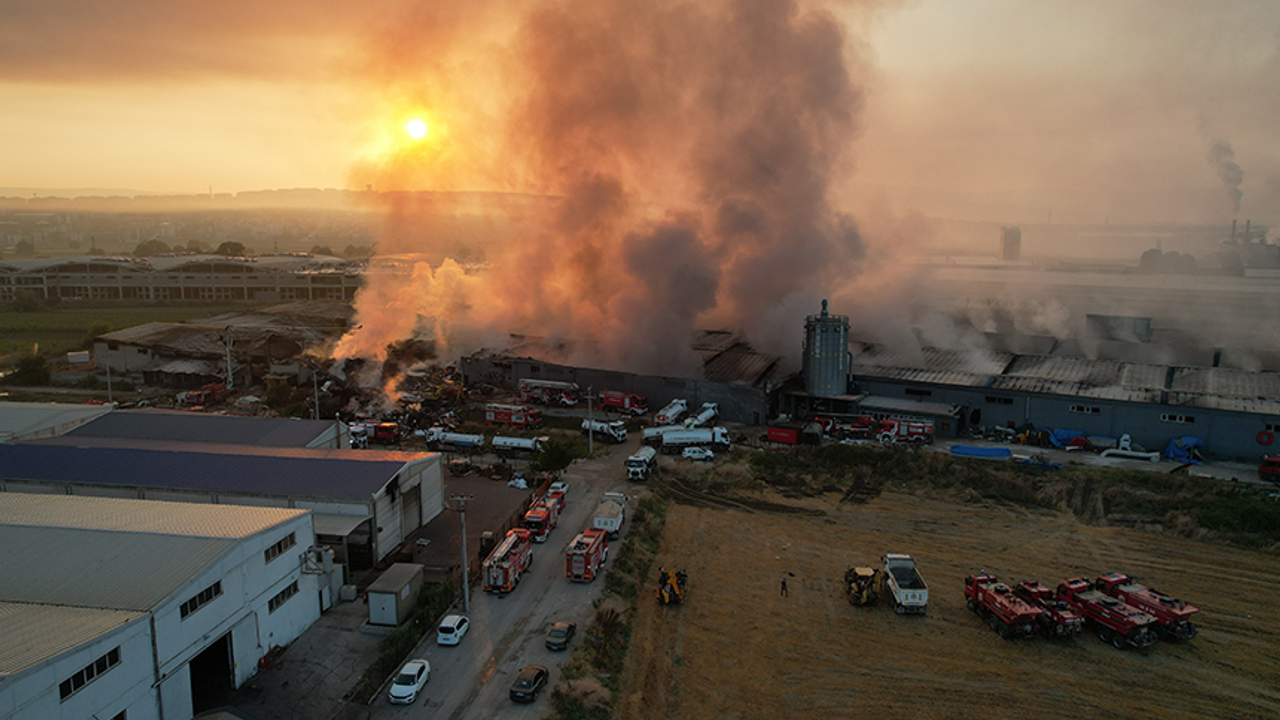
[462, 357, 768, 426]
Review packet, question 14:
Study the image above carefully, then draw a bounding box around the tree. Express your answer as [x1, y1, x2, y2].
[213, 241, 246, 256]
[530, 436, 581, 475]
[83, 321, 113, 349]
[133, 240, 172, 256]
[310, 244, 335, 256]
[186, 239, 210, 252]
[11, 289, 42, 312]
[8, 355, 50, 386]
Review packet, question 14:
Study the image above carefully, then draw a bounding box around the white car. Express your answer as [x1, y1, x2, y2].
[683, 447, 714, 461]
[388, 658, 430, 704]
[437, 614, 470, 645]
[549, 480, 569, 497]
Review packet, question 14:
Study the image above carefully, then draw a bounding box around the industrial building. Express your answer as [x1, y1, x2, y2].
[0, 254, 361, 303]
[0, 492, 327, 720]
[0, 401, 113, 442]
[0, 441, 443, 571]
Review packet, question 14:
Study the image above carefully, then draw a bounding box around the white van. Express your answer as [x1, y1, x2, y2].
[437, 614, 470, 645]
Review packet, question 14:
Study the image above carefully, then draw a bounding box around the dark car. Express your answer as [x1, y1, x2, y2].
[545, 621, 577, 651]
[509, 665, 549, 702]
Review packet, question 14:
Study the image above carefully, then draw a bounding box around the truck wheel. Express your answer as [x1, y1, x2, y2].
[967, 599, 977, 613]
[1111, 633, 1127, 650]
[1097, 627, 1113, 645]
[997, 622, 1012, 640]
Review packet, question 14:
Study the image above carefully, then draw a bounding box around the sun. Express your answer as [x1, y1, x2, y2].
[404, 118, 428, 140]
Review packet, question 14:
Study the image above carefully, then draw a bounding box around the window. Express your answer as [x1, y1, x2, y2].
[1161, 413, 1195, 424]
[1267, 423, 1280, 433]
[1069, 405, 1101, 415]
[265, 532, 296, 564]
[180, 581, 223, 619]
[268, 581, 299, 613]
[58, 647, 120, 701]
[904, 388, 932, 398]
[985, 396, 1014, 405]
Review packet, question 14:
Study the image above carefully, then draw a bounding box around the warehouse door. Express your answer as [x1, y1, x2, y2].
[189, 632, 233, 714]
[401, 485, 421, 534]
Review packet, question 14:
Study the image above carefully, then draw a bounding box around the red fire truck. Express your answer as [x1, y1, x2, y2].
[1056, 577, 1160, 649]
[597, 390, 648, 415]
[484, 403, 543, 429]
[517, 379, 580, 407]
[1094, 571, 1199, 640]
[964, 573, 1044, 639]
[1013, 580, 1084, 638]
[522, 496, 561, 543]
[482, 529, 534, 594]
[874, 418, 934, 444]
[565, 527, 609, 582]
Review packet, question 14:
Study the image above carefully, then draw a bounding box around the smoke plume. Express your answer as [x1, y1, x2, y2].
[1208, 141, 1244, 215]
[334, 0, 881, 386]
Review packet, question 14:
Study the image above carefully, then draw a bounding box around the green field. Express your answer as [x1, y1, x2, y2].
[0, 303, 267, 362]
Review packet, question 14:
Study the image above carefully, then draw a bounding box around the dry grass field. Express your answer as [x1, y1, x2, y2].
[616, 489, 1280, 720]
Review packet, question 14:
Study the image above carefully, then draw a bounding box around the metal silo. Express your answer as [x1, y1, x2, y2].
[803, 299, 850, 397]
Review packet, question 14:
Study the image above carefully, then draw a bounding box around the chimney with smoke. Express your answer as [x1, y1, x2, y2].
[1208, 141, 1245, 216]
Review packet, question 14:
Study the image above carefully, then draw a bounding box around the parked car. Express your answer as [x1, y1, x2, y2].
[437, 614, 470, 646]
[388, 659, 430, 704]
[682, 446, 714, 461]
[545, 621, 577, 651]
[549, 480, 570, 498]
[509, 665, 549, 702]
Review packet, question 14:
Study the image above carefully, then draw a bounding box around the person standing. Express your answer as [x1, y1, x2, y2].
[780, 577, 788, 597]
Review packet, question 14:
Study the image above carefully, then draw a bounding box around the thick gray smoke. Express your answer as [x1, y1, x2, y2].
[1208, 140, 1244, 215]
[336, 0, 877, 380]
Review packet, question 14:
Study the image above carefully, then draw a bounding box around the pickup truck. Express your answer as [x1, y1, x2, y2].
[882, 553, 928, 614]
[592, 492, 629, 538]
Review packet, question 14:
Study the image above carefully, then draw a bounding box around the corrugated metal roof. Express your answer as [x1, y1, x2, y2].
[0, 492, 308, 538]
[850, 363, 993, 388]
[0, 402, 113, 441]
[68, 410, 335, 448]
[0, 602, 144, 678]
[1169, 367, 1280, 398]
[1, 443, 430, 500]
[0, 525, 236, 611]
[851, 344, 1014, 377]
[1166, 393, 1280, 415]
[314, 513, 372, 537]
[858, 396, 957, 417]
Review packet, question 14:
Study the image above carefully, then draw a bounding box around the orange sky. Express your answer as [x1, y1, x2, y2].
[1, 0, 1277, 225]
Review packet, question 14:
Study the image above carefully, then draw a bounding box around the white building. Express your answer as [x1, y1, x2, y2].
[0, 492, 325, 720]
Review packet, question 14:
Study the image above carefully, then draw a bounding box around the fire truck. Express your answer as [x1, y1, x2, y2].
[517, 379, 580, 407]
[484, 403, 543, 429]
[1056, 577, 1160, 649]
[482, 529, 534, 594]
[597, 390, 648, 415]
[875, 418, 934, 444]
[522, 497, 560, 543]
[565, 527, 609, 582]
[964, 573, 1044, 639]
[1013, 580, 1084, 638]
[1094, 571, 1199, 640]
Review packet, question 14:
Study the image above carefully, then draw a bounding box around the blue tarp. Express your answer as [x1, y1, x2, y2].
[1165, 436, 1206, 464]
[1046, 428, 1085, 448]
[951, 445, 1013, 459]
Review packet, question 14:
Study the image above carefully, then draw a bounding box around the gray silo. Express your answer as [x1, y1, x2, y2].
[803, 299, 850, 397]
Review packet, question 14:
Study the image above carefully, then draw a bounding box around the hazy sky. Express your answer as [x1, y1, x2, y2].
[2, 0, 1277, 224]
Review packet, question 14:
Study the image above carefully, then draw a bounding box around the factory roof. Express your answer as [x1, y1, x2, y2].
[852, 342, 1280, 415]
[693, 330, 783, 386]
[67, 409, 337, 448]
[0, 253, 355, 275]
[0, 602, 144, 679]
[0, 401, 113, 442]
[0, 443, 434, 500]
[0, 494, 306, 612]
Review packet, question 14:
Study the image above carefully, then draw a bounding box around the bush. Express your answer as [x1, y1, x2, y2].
[6, 355, 50, 385]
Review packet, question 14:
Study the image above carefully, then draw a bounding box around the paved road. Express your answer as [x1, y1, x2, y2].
[372, 437, 645, 719]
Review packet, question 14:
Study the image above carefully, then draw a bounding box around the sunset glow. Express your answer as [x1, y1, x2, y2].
[405, 119, 427, 139]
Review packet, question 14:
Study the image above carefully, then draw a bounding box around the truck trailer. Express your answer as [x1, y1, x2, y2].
[593, 492, 628, 538]
[424, 427, 486, 453]
[882, 553, 929, 614]
[492, 435, 548, 457]
[582, 419, 628, 443]
[660, 426, 731, 454]
[654, 398, 688, 425]
[1056, 577, 1160, 649]
[684, 402, 719, 428]
[643, 425, 683, 447]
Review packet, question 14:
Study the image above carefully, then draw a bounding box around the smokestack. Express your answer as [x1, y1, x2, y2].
[1232, 219, 1237, 241]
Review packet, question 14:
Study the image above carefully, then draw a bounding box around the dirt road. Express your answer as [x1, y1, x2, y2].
[618, 489, 1280, 719]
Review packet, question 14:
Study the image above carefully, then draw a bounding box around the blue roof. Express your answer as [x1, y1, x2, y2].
[0, 444, 428, 500]
[67, 410, 336, 447]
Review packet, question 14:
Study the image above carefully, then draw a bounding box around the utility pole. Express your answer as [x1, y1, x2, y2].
[586, 386, 594, 456]
[312, 367, 319, 420]
[450, 494, 475, 613]
[224, 326, 234, 390]
[106, 364, 113, 404]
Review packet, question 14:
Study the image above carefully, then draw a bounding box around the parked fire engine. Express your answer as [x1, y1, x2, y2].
[522, 496, 560, 543]
[597, 390, 648, 415]
[1094, 571, 1199, 640]
[484, 403, 543, 429]
[517, 378, 580, 407]
[875, 418, 935, 444]
[1013, 580, 1084, 638]
[1056, 577, 1159, 649]
[964, 573, 1044, 639]
[565, 527, 609, 582]
[482, 528, 534, 594]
